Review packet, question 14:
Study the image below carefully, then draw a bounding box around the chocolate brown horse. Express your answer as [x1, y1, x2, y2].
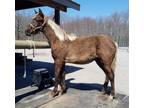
[25, 9, 117, 99]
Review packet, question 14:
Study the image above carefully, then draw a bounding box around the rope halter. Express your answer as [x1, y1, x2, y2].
[29, 17, 48, 32]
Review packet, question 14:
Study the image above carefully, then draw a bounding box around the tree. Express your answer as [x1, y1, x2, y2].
[15, 10, 129, 47]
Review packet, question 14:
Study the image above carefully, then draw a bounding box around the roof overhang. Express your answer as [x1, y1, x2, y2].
[15, 0, 80, 12]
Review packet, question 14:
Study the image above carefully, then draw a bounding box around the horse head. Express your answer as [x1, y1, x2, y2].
[25, 9, 47, 36]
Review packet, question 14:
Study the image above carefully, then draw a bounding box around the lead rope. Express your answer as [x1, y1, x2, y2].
[23, 38, 36, 78]
[23, 17, 47, 78]
[26, 39, 36, 57]
[23, 48, 27, 78]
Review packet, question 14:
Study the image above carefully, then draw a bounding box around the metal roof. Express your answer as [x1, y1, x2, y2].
[15, 0, 80, 12]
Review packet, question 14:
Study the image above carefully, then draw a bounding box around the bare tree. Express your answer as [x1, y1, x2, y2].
[61, 11, 129, 47]
[15, 11, 129, 47]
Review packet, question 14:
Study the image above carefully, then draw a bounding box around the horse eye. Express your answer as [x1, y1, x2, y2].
[32, 19, 38, 25]
[34, 19, 38, 22]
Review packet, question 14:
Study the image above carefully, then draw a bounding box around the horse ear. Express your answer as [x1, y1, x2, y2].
[38, 8, 44, 18]
[39, 8, 43, 14]
[34, 10, 38, 14]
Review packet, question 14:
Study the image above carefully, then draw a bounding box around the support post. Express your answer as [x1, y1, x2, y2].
[54, 9, 60, 25]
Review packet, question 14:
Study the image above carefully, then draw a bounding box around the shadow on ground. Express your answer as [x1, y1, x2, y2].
[16, 60, 128, 107]
[15, 89, 40, 103]
[16, 78, 129, 108]
[15, 60, 83, 90]
[65, 78, 112, 94]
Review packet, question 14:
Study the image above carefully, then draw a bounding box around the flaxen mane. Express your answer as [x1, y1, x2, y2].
[47, 19, 77, 41]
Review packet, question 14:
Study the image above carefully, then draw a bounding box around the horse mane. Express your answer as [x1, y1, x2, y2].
[67, 33, 77, 41]
[47, 19, 77, 41]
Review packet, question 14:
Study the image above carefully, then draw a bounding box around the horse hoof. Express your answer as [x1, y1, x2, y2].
[51, 91, 59, 97]
[113, 99, 118, 104]
[108, 95, 115, 100]
[59, 90, 67, 95]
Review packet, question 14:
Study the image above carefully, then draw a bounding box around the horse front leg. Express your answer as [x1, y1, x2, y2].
[51, 59, 64, 97]
[59, 70, 67, 95]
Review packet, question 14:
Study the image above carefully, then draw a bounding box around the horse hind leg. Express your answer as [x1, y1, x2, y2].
[95, 59, 109, 93]
[95, 59, 115, 99]
[102, 76, 109, 93]
[103, 65, 115, 99]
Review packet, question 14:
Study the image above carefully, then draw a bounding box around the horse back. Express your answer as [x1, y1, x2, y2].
[65, 35, 116, 64]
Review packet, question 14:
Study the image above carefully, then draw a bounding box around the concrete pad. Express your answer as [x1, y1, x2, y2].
[16, 87, 52, 108]
[15, 48, 129, 108]
[39, 88, 129, 108]
[16, 87, 128, 108]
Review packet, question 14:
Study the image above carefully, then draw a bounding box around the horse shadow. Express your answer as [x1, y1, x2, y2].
[15, 60, 83, 90]
[65, 78, 111, 94]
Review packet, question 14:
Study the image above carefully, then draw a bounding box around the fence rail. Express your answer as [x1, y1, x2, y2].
[15, 40, 50, 49]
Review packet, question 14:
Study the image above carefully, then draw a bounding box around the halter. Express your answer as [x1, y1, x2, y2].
[29, 17, 48, 32]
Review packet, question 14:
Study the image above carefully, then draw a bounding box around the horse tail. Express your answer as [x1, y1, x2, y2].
[111, 42, 118, 73]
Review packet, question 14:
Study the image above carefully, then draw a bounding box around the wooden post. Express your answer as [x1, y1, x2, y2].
[54, 9, 60, 25]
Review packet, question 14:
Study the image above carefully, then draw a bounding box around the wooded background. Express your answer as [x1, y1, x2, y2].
[15, 11, 129, 47]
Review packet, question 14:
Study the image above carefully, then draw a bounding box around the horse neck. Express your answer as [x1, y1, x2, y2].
[42, 19, 77, 49]
[42, 24, 61, 49]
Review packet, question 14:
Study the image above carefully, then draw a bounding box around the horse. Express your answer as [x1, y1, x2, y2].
[25, 9, 117, 99]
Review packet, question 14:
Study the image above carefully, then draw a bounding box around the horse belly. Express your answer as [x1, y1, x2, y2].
[65, 50, 97, 64]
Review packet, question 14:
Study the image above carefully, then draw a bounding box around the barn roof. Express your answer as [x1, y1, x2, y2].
[15, 0, 80, 12]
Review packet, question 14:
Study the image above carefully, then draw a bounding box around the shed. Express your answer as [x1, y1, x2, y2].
[15, 0, 80, 24]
